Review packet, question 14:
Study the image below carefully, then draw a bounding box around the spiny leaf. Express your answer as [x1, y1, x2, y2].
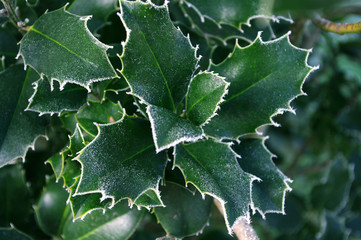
[76, 100, 124, 136]
[134, 189, 164, 209]
[147, 105, 203, 152]
[0, 66, 48, 167]
[174, 139, 258, 234]
[63, 200, 144, 240]
[68, 124, 87, 157]
[186, 72, 229, 126]
[311, 157, 354, 212]
[204, 32, 316, 140]
[119, 0, 198, 111]
[154, 182, 212, 238]
[19, 6, 117, 91]
[75, 117, 168, 207]
[233, 137, 292, 217]
[26, 78, 87, 115]
[183, 0, 275, 28]
[46, 150, 68, 181]
[68, 0, 118, 33]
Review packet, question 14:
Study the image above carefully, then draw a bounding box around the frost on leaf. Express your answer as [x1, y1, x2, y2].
[0, 66, 48, 167]
[19, 6, 117, 91]
[233, 137, 292, 217]
[75, 117, 168, 207]
[174, 140, 258, 234]
[204, 32, 317, 140]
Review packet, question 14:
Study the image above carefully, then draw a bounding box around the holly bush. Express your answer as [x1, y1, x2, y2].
[0, 0, 360, 239]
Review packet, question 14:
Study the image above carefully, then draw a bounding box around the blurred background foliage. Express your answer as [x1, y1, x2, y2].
[0, 0, 360, 239]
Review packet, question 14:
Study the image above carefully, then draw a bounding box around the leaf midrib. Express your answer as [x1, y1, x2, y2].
[186, 84, 225, 116]
[119, 144, 154, 165]
[29, 27, 96, 67]
[139, 31, 176, 111]
[221, 71, 276, 105]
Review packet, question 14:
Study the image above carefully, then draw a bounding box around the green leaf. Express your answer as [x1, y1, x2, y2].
[147, 105, 203, 152]
[232, 137, 291, 217]
[203, 33, 316, 140]
[68, 0, 118, 33]
[311, 158, 354, 212]
[19, 6, 117, 91]
[68, 124, 86, 157]
[68, 178, 112, 220]
[0, 66, 48, 167]
[183, 0, 275, 28]
[63, 201, 144, 240]
[62, 158, 81, 189]
[186, 72, 229, 126]
[317, 212, 350, 240]
[134, 189, 164, 209]
[75, 117, 168, 206]
[26, 78, 88, 115]
[154, 182, 212, 238]
[46, 150, 67, 181]
[0, 164, 32, 229]
[119, 0, 198, 111]
[174, 140, 258, 233]
[0, 227, 33, 240]
[34, 177, 70, 237]
[76, 100, 124, 136]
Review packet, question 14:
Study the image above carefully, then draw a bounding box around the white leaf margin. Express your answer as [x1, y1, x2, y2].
[173, 140, 261, 235]
[17, 5, 118, 92]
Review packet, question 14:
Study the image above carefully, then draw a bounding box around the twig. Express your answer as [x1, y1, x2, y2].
[214, 199, 259, 240]
[312, 14, 361, 35]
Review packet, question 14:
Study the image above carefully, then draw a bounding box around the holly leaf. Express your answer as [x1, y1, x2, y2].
[119, 0, 198, 111]
[26, 78, 87, 115]
[0, 164, 32, 229]
[46, 150, 67, 181]
[0, 227, 32, 240]
[0, 27, 18, 57]
[34, 177, 70, 237]
[174, 140, 258, 234]
[63, 201, 144, 240]
[76, 100, 124, 136]
[154, 182, 212, 238]
[311, 158, 354, 212]
[19, 6, 117, 91]
[186, 72, 229, 126]
[134, 189, 164, 209]
[68, 124, 86, 157]
[68, 0, 118, 33]
[147, 105, 203, 152]
[204, 33, 316, 140]
[75, 117, 168, 207]
[232, 137, 292, 217]
[183, 0, 275, 28]
[0, 66, 48, 167]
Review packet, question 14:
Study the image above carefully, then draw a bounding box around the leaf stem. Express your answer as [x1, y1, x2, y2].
[1, 0, 26, 35]
[312, 14, 361, 35]
[213, 199, 259, 240]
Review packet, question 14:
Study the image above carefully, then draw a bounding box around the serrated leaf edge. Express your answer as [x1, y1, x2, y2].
[25, 79, 87, 116]
[173, 141, 261, 234]
[185, 70, 230, 127]
[17, 5, 118, 92]
[249, 136, 293, 219]
[182, 0, 292, 29]
[209, 31, 319, 141]
[73, 115, 164, 213]
[146, 105, 205, 153]
[117, 0, 202, 107]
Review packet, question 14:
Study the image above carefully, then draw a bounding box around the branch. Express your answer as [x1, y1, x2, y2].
[214, 199, 259, 240]
[312, 14, 361, 35]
